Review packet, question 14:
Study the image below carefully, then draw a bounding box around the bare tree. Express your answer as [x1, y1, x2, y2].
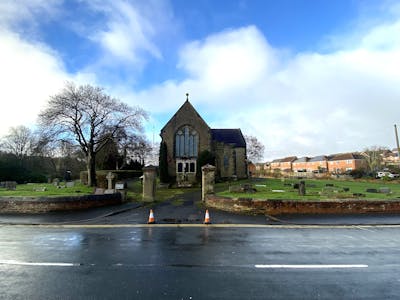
[361, 146, 388, 173]
[38, 82, 148, 186]
[245, 135, 265, 163]
[1, 125, 34, 159]
[114, 131, 152, 169]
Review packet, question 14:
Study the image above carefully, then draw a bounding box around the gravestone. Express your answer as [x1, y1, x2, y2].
[5, 181, 17, 190]
[298, 181, 306, 196]
[105, 172, 115, 194]
[66, 181, 75, 188]
[379, 187, 391, 194]
[94, 188, 105, 195]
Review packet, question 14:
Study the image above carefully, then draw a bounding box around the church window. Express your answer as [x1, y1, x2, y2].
[224, 155, 229, 169]
[175, 126, 198, 158]
[177, 162, 183, 172]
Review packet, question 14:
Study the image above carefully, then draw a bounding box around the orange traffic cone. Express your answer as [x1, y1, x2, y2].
[204, 209, 211, 224]
[148, 209, 155, 224]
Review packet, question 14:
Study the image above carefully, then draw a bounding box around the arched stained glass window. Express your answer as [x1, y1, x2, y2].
[175, 126, 198, 158]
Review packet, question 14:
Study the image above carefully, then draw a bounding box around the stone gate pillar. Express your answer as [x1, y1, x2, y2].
[143, 165, 157, 202]
[202, 164, 216, 202]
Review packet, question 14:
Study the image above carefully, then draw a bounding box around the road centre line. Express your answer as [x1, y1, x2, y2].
[255, 264, 368, 269]
[3, 224, 400, 229]
[0, 260, 369, 269]
[0, 260, 79, 267]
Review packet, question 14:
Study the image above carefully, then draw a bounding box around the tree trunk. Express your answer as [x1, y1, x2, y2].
[87, 152, 97, 187]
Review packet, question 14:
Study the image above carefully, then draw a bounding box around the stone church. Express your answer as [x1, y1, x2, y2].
[160, 95, 247, 185]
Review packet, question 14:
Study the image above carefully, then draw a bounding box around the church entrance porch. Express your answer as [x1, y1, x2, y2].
[176, 159, 197, 187]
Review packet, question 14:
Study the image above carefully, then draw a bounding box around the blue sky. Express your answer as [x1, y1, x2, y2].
[1, 0, 400, 161]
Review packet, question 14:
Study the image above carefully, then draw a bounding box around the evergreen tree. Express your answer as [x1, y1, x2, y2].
[159, 141, 169, 183]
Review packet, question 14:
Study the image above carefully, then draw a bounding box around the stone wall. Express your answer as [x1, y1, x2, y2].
[206, 195, 400, 215]
[0, 193, 122, 213]
[212, 142, 247, 179]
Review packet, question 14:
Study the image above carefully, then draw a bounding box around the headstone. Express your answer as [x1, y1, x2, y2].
[5, 181, 17, 190]
[66, 181, 75, 188]
[229, 185, 242, 193]
[35, 187, 47, 192]
[104, 172, 116, 194]
[379, 187, 391, 194]
[366, 188, 378, 193]
[106, 172, 115, 190]
[298, 181, 306, 196]
[94, 188, 105, 195]
[64, 170, 72, 181]
[53, 178, 60, 186]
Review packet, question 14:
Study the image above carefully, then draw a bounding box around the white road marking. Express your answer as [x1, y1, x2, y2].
[0, 260, 79, 267]
[255, 264, 368, 269]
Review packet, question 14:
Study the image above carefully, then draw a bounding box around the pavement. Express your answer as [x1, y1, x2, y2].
[2, 188, 400, 226]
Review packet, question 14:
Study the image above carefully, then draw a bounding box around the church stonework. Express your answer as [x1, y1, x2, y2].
[160, 95, 247, 186]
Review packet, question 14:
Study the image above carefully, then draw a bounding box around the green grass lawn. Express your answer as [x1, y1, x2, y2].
[0, 179, 196, 202]
[217, 178, 400, 201]
[127, 179, 195, 203]
[0, 182, 93, 197]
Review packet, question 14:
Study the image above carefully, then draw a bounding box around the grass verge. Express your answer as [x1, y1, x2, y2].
[216, 178, 400, 201]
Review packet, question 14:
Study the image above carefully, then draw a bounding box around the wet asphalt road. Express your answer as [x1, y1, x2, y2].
[1, 189, 400, 299]
[1, 225, 400, 299]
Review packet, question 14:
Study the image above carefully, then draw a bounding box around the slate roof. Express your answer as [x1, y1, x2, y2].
[309, 155, 329, 162]
[329, 153, 365, 161]
[271, 156, 297, 163]
[211, 129, 246, 148]
[293, 157, 309, 163]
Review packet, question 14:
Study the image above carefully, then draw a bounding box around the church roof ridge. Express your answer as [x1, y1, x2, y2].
[160, 94, 210, 132]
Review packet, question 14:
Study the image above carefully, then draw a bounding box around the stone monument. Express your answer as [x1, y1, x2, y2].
[105, 172, 115, 194]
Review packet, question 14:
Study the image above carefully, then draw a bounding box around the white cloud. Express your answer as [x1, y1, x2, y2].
[0, 1, 98, 137]
[178, 26, 276, 93]
[0, 0, 62, 31]
[87, 0, 173, 66]
[0, 30, 69, 136]
[128, 15, 400, 161]
[1, 0, 400, 163]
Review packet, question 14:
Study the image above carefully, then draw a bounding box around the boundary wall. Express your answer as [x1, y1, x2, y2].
[0, 193, 122, 213]
[206, 195, 400, 215]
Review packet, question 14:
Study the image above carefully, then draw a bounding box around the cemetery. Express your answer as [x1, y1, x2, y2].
[205, 177, 400, 215]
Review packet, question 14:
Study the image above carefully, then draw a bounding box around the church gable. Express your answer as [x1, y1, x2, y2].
[160, 95, 248, 185]
[161, 98, 210, 136]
